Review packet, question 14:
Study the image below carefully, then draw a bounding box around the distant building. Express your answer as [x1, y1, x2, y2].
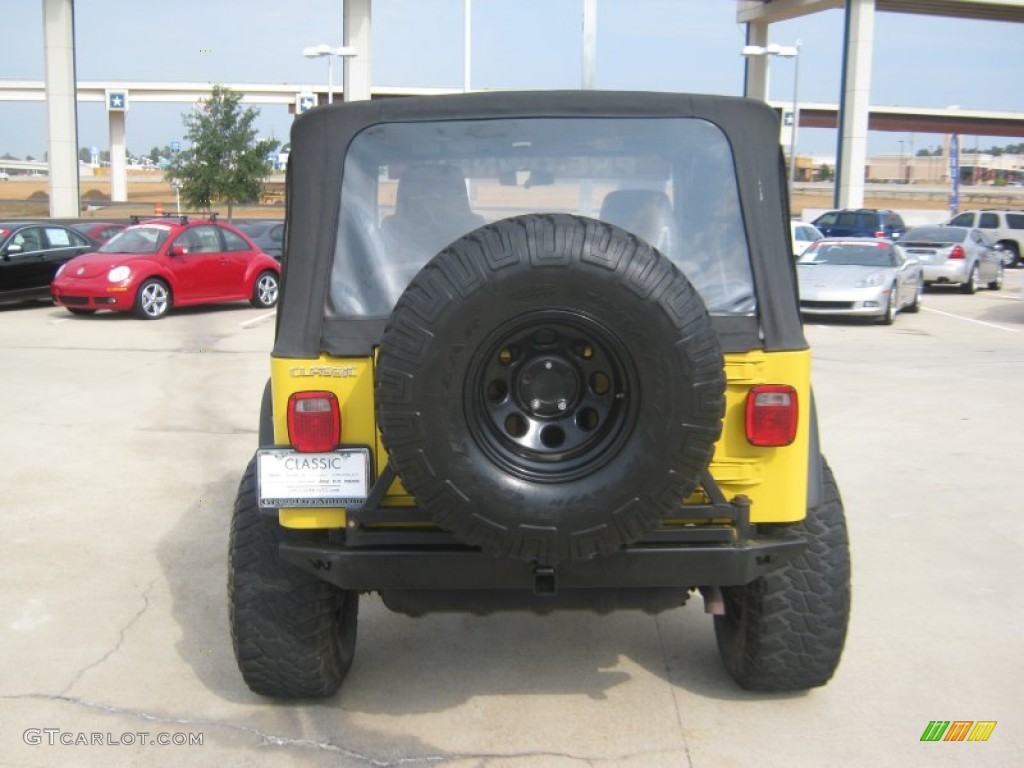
[866, 148, 1022, 185]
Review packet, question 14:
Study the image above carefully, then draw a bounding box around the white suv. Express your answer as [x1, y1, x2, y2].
[947, 210, 1024, 267]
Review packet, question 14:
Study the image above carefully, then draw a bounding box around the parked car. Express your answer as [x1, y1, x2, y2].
[946, 209, 1024, 267]
[51, 215, 281, 318]
[0, 221, 97, 306]
[234, 219, 284, 260]
[900, 225, 1003, 293]
[70, 221, 127, 245]
[0, 170, 10, 181]
[796, 237, 922, 324]
[811, 208, 907, 241]
[228, 90, 851, 699]
[790, 219, 823, 257]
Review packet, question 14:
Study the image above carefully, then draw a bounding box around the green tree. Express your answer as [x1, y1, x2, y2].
[165, 85, 278, 221]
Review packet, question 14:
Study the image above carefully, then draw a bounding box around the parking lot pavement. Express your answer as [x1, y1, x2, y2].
[1, 282, 1022, 767]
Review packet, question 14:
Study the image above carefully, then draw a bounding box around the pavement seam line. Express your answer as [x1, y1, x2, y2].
[653, 614, 695, 768]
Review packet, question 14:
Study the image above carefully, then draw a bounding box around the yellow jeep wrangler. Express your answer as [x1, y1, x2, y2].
[229, 91, 850, 698]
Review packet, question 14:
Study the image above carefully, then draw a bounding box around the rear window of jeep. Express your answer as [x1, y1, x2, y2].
[328, 117, 755, 319]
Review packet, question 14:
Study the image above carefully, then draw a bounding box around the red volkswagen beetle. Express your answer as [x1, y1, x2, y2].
[52, 215, 281, 319]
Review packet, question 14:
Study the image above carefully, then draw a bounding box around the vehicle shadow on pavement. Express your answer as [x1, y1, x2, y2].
[980, 299, 1024, 326]
[157, 475, 794, 719]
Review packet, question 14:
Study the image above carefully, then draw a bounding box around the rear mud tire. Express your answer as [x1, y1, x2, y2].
[229, 458, 358, 698]
[376, 214, 726, 565]
[713, 458, 850, 691]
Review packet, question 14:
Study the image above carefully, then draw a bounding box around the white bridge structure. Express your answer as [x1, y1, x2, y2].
[21, 0, 1024, 217]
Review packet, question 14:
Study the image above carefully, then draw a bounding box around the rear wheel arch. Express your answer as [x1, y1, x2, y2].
[258, 379, 274, 447]
[805, 394, 823, 511]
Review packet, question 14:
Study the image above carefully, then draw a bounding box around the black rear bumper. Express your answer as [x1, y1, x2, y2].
[279, 533, 802, 593]
[274, 469, 805, 612]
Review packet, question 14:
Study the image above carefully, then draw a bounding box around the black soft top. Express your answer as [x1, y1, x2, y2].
[276, 90, 806, 357]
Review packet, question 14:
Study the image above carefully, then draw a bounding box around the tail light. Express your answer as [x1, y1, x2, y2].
[874, 230, 886, 238]
[949, 245, 966, 260]
[745, 385, 798, 447]
[287, 391, 340, 452]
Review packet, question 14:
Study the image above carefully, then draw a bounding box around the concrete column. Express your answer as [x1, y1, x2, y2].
[743, 21, 770, 101]
[834, 0, 875, 209]
[343, 0, 372, 101]
[109, 110, 127, 202]
[42, 0, 80, 218]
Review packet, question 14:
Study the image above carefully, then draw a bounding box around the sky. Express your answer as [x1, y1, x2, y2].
[1, 0, 1022, 161]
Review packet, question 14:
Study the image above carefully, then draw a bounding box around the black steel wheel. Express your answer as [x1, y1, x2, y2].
[466, 312, 638, 483]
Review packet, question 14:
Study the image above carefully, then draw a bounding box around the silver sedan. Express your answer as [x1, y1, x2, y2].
[797, 238, 923, 325]
[900, 225, 1003, 294]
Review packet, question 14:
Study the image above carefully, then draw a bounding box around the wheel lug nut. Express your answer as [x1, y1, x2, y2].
[544, 361, 552, 369]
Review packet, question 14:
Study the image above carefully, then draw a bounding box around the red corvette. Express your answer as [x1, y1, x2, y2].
[52, 215, 281, 319]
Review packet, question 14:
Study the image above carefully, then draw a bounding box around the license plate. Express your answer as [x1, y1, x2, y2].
[257, 448, 371, 508]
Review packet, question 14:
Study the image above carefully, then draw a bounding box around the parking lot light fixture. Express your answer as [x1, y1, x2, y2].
[302, 45, 358, 105]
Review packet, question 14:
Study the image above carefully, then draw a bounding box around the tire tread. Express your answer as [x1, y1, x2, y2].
[714, 459, 850, 691]
[229, 459, 357, 698]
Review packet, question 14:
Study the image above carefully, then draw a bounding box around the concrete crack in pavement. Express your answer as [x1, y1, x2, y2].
[1, 691, 448, 765]
[60, 579, 157, 697]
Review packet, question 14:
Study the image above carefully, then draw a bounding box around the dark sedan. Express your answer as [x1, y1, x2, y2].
[234, 219, 284, 259]
[0, 221, 97, 306]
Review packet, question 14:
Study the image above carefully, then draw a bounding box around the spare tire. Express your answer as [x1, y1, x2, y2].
[376, 214, 725, 564]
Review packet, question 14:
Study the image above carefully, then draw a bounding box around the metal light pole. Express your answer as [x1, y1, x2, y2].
[789, 40, 801, 185]
[464, 0, 472, 92]
[582, 0, 597, 89]
[741, 41, 801, 187]
[302, 44, 358, 105]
